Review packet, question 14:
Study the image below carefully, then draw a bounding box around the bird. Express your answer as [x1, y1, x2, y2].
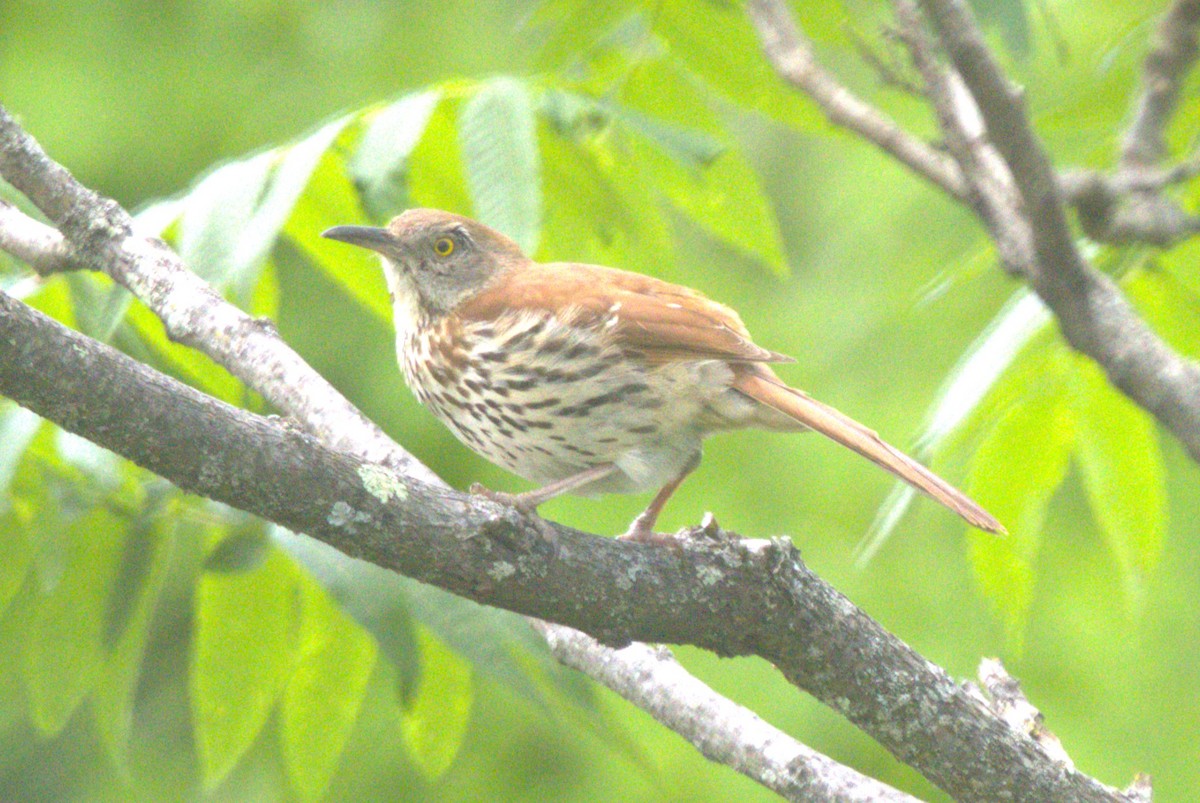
[322, 209, 1003, 542]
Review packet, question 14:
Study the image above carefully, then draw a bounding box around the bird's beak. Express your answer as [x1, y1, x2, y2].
[320, 225, 396, 253]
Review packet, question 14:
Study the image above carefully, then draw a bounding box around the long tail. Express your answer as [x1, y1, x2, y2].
[734, 371, 1005, 534]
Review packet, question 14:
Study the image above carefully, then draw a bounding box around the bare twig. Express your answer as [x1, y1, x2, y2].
[1121, 0, 1200, 168]
[0, 200, 74, 274]
[746, 0, 968, 200]
[534, 622, 920, 802]
[891, 0, 1033, 276]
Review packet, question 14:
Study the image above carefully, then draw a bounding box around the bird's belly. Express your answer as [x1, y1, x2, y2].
[402, 314, 729, 494]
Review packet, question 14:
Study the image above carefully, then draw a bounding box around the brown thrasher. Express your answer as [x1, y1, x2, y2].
[323, 209, 1003, 541]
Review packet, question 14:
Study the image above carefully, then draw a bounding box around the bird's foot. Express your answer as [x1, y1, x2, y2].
[470, 483, 557, 543]
[618, 513, 679, 546]
[469, 483, 539, 514]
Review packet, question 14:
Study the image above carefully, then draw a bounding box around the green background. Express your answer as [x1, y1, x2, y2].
[2, 0, 1197, 800]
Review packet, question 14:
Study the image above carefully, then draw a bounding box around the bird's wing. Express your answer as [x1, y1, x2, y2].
[458, 262, 794, 365]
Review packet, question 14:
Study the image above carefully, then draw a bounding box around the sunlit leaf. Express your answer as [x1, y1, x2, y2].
[280, 572, 377, 802]
[459, 77, 542, 253]
[401, 627, 472, 780]
[1073, 359, 1166, 605]
[967, 352, 1076, 643]
[351, 90, 442, 220]
[282, 149, 391, 322]
[408, 91, 474, 216]
[192, 545, 300, 788]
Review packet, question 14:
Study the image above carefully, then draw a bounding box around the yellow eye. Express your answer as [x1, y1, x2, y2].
[433, 236, 454, 257]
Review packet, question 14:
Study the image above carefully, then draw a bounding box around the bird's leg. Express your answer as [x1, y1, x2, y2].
[620, 458, 699, 544]
[471, 463, 618, 513]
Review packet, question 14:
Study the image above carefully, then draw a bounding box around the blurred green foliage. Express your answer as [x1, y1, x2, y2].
[2, 0, 1200, 800]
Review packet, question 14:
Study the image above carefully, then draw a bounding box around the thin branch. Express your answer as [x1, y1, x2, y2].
[0, 290, 1126, 803]
[1121, 0, 1200, 169]
[533, 621, 921, 802]
[0, 200, 74, 274]
[745, 0, 968, 201]
[891, 0, 1033, 276]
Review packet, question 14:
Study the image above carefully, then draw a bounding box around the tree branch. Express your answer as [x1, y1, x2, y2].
[917, 0, 1200, 465]
[745, 0, 969, 201]
[0, 289, 1125, 802]
[1121, 0, 1200, 169]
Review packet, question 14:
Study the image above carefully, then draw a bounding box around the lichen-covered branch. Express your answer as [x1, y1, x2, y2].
[0, 291, 1125, 802]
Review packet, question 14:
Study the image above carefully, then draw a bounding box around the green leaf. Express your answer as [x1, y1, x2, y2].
[967, 351, 1076, 644]
[0, 404, 41, 505]
[272, 527, 549, 705]
[192, 544, 300, 788]
[459, 77, 542, 253]
[91, 510, 175, 778]
[64, 272, 132, 343]
[351, 90, 442, 219]
[0, 427, 46, 618]
[1072, 360, 1166, 605]
[537, 109, 676, 274]
[282, 148, 392, 322]
[408, 91, 474, 216]
[280, 571, 377, 802]
[644, 0, 822, 130]
[857, 289, 1054, 563]
[122, 299, 246, 405]
[615, 59, 786, 273]
[1123, 266, 1200, 360]
[530, 0, 637, 72]
[401, 627, 472, 780]
[22, 507, 126, 735]
[969, 0, 1032, 58]
[178, 150, 276, 288]
[179, 116, 351, 302]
